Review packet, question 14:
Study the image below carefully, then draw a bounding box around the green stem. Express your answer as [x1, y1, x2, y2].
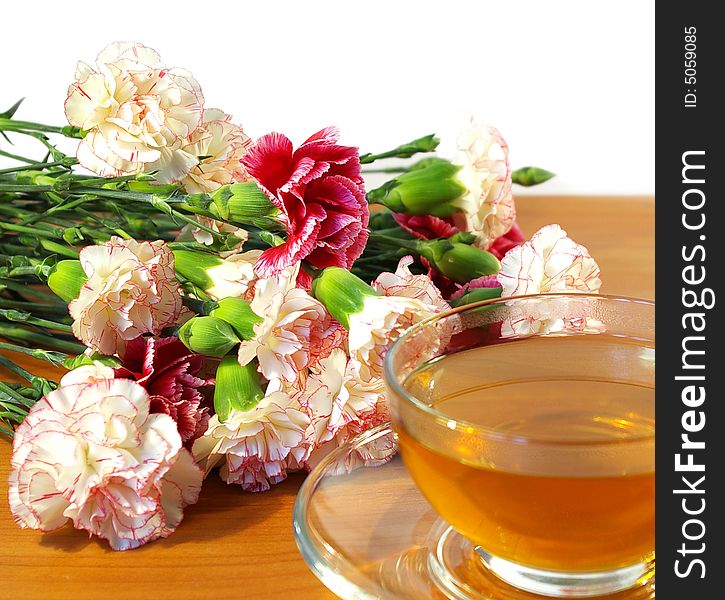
[0, 279, 63, 301]
[0, 323, 83, 353]
[0, 310, 73, 333]
[359, 134, 439, 164]
[0, 183, 53, 193]
[0, 298, 70, 316]
[0, 341, 68, 366]
[368, 231, 420, 253]
[67, 188, 220, 235]
[0, 148, 37, 164]
[0, 221, 62, 239]
[0, 355, 35, 383]
[0, 383, 30, 411]
[39, 239, 79, 258]
[0, 206, 73, 232]
[0, 117, 82, 137]
[361, 167, 408, 174]
[0, 160, 75, 176]
[17, 195, 92, 226]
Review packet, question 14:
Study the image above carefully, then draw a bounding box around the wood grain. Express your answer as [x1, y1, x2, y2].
[0, 196, 654, 600]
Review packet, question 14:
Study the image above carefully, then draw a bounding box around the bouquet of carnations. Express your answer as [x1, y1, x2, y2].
[0, 42, 601, 550]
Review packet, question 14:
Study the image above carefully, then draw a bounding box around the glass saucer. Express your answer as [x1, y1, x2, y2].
[293, 423, 656, 600]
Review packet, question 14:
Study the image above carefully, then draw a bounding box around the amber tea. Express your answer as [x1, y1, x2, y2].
[398, 335, 655, 573]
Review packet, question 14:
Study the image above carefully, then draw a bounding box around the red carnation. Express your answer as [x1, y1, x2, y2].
[487, 222, 526, 260]
[392, 213, 460, 240]
[241, 127, 369, 276]
[115, 337, 212, 447]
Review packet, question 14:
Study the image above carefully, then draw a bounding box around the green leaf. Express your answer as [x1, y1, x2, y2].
[0, 98, 24, 119]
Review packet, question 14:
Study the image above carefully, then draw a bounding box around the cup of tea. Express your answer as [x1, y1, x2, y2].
[384, 294, 655, 598]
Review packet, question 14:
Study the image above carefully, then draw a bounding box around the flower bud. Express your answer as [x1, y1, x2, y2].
[209, 297, 262, 340]
[418, 240, 500, 284]
[311, 267, 379, 329]
[173, 248, 259, 301]
[173, 249, 222, 291]
[367, 160, 466, 217]
[511, 166, 556, 186]
[210, 182, 282, 230]
[449, 286, 503, 307]
[213, 356, 265, 422]
[178, 316, 240, 357]
[47, 260, 87, 302]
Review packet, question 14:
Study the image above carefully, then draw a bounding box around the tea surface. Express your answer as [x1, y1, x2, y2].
[399, 335, 655, 571]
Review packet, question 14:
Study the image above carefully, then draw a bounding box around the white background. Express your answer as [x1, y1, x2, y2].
[1, 0, 654, 195]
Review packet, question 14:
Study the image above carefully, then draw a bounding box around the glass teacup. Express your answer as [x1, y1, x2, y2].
[384, 294, 655, 598]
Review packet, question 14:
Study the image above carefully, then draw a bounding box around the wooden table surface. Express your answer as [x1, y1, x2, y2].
[0, 195, 654, 600]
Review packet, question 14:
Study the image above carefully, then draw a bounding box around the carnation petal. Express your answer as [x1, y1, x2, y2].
[302, 126, 340, 145]
[97, 42, 162, 70]
[241, 132, 295, 200]
[147, 147, 199, 184]
[254, 204, 325, 277]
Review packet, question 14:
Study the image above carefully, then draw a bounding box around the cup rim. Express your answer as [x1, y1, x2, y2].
[383, 293, 655, 447]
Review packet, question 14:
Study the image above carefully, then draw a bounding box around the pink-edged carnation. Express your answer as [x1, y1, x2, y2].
[497, 224, 602, 297]
[237, 265, 344, 384]
[60, 338, 211, 447]
[372, 256, 451, 313]
[69, 237, 187, 356]
[65, 42, 204, 182]
[241, 127, 368, 276]
[500, 296, 606, 338]
[452, 123, 516, 247]
[8, 379, 202, 551]
[179, 108, 252, 194]
[192, 390, 309, 492]
[297, 349, 390, 471]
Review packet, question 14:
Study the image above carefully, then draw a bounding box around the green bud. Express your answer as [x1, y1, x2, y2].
[418, 241, 500, 284]
[178, 316, 240, 357]
[210, 297, 263, 340]
[173, 249, 223, 291]
[311, 267, 379, 329]
[210, 182, 282, 230]
[511, 166, 556, 186]
[449, 286, 503, 308]
[406, 156, 458, 172]
[214, 356, 265, 422]
[47, 260, 87, 302]
[366, 160, 466, 217]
